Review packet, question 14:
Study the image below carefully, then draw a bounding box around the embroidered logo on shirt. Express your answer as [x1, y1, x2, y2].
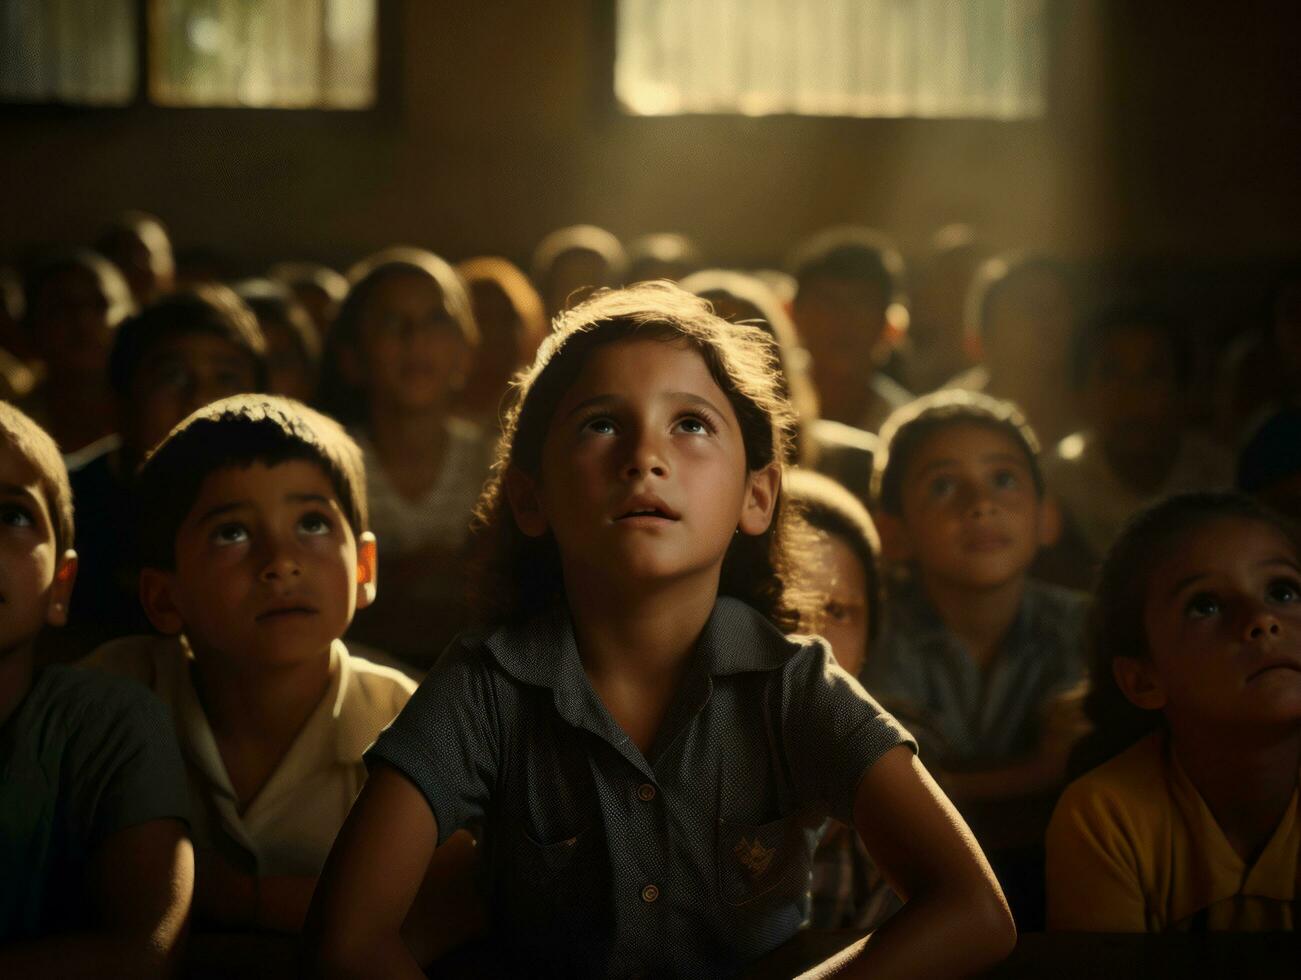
[733, 836, 775, 877]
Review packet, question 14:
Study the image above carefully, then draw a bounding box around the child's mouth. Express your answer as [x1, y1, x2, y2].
[256, 605, 318, 622]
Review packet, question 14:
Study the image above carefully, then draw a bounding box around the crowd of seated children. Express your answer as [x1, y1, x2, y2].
[61, 285, 268, 652]
[1045, 304, 1232, 563]
[0, 402, 192, 977]
[20, 250, 136, 454]
[453, 256, 547, 428]
[531, 223, 628, 320]
[83, 395, 419, 940]
[306, 283, 1015, 977]
[787, 226, 913, 434]
[235, 278, 323, 404]
[948, 252, 1079, 447]
[318, 247, 494, 669]
[1049, 492, 1301, 932]
[95, 211, 176, 308]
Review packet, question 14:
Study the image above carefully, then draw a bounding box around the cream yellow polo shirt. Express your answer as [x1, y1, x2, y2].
[83, 635, 415, 876]
[1047, 731, 1300, 932]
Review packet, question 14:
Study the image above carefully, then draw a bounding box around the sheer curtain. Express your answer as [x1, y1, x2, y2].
[616, 0, 1045, 119]
[0, 0, 138, 105]
[150, 0, 376, 108]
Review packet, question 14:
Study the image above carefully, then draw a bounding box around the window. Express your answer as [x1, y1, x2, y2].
[0, 0, 138, 105]
[615, 0, 1046, 120]
[0, 0, 376, 109]
[151, 0, 376, 108]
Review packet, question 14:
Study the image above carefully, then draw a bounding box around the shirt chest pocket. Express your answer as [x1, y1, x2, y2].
[716, 813, 815, 908]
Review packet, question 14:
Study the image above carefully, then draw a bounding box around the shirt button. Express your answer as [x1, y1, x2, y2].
[637, 783, 656, 802]
[641, 883, 660, 903]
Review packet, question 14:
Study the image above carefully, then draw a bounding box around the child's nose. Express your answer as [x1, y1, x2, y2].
[1243, 603, 1283, 642]
[622, 430, 668, 479]
[259, 544, 302, 582]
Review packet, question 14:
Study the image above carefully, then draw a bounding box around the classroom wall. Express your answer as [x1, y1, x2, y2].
[1, 0, 1298, 272]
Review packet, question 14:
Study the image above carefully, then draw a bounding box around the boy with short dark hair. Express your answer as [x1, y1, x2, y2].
[865, 390, 1088, 802]
[62, 284, 268, 651]
[83, 395, 416, 934]
[788, 225, 913, 433]
[0, 402, 192, 975]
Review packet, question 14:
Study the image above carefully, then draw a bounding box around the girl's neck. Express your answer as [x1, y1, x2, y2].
[920, 572, 1027, 667]
[1169, 723, 1301, 866]
[567, 569, 719, 684]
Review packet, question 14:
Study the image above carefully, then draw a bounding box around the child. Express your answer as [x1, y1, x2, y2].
[0, 402, 192, 974]
[1044, 304, 1231, 562]
[318, 247, 493, 669]
[61, 284, 268, 652]
[95, 211, 176, 307]
[20, 250, 136, 454]
[453, 256, 547, 428]
[906, 224, 988, 394]
[624, 232, 702, 284]
[865, 390, 1088, 802]
[306, 283, 1014, 977]
[948, 252, 1078, 446]
[788, 226, 912, 433]
[1048, 492, 1301, 931]
[268, 261, 348, 338]
[236, 278, 323, 403]
[531, 224, 628, 319]
[785, 468, 899, 933]
[83, 395, 418, 935]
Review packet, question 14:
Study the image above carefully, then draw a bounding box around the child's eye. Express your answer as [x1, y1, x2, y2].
[212, 522, 249, 546]
[1266, 578, 1301, 604]
[992, 469, 1020, 490]
[298, 512, 333, 536]
[1184, 592, 1220, 619]
[675, 414, 715, 436]
[928, 476, 957, 498]
[580, 416, 616, 436]
[0, 503, 35, 529]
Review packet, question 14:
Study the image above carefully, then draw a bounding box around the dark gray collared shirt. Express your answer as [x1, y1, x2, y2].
[862, 579, 1087, 767]
[366, 597, 913, 978]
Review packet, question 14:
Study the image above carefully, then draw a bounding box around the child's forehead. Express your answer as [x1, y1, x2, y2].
[562, 336, 720, 397]
[904, 420, 1031, 472]
[187, 458, 340, 514]
[1151, 517, 1301, 585]
[0, 441, 52, 516]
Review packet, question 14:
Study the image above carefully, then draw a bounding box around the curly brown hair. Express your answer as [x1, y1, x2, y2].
[468, 281, 815, 631]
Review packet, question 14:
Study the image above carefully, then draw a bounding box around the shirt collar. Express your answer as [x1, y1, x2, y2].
[482, 595, 797, 691]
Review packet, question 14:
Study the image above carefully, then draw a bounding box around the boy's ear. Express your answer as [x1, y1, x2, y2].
[738, 463, 780, 536]
[1113, 656, 1167, 711]
[355, 531, 378, 609]
[1037, 493, 1063, 548]
[45, 550, 78, 628]
[875, 511, 914, 563]
[504, 465, 549, 538]
[139, 568, 185, 636]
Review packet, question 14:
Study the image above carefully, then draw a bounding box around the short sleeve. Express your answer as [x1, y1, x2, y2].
[1045, 776, 1148, 932]
[781, 639, 917, 825]
[364, 638, 501, 845]
[62, 671, 190, 844]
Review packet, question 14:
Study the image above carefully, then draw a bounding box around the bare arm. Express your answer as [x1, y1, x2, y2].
[193, 849, 320, 933]
[303, 766, 441, 980]
[0, 818, 194, 979]
[800, 746, 1016, 980]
